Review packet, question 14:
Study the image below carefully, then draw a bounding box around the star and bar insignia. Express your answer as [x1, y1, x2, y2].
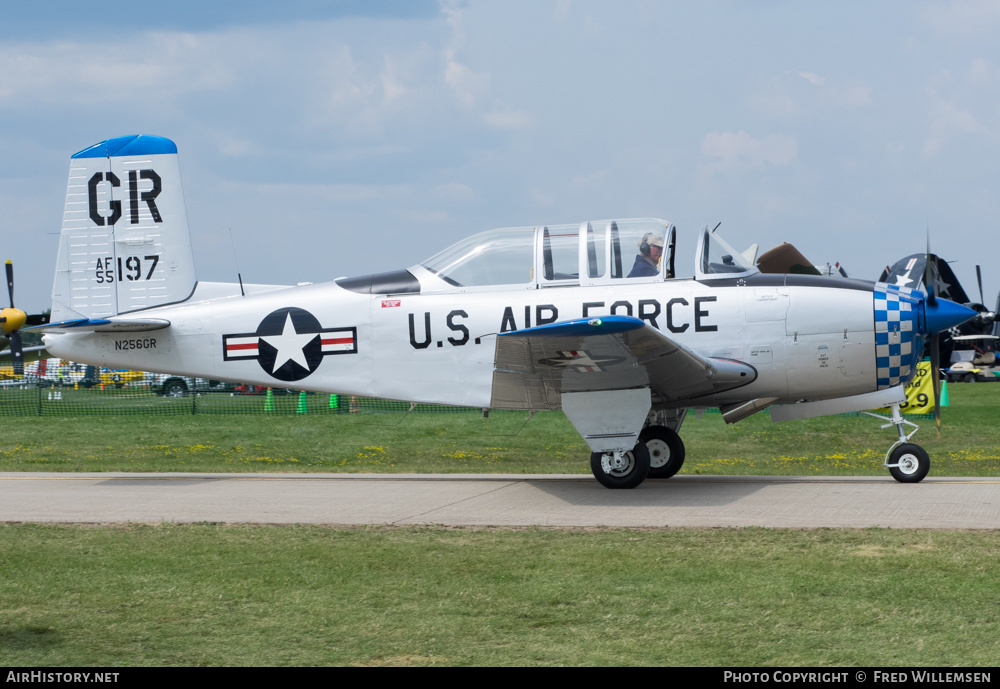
[537, 350, 625, 373]
[223, 307, 357, 382]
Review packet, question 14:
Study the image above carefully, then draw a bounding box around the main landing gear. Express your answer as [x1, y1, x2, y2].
[590, 443, 650, 489]
[862, 400, 930, 483]
[589, 411, 688, 489]
[640, 425, 686, 479]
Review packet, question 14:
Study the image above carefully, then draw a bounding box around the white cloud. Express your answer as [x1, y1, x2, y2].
[434, 182, 477, 203]
[922, 96, 995, 156]
[919, 0, 1000, 38]
[580, 12, 603, 38]
[380, 56, 409, 105]
[966, 57, 999, 87]
[216, 136, 255, 157]
[404, 209, 450, 224]
[0, 33, 233, 105]
[701, 130, 798, 169]
[483, 108, 531, 129]
[440, 0, 489, 108]
[749, 85, 798, 117]
[554, 0, 574, 21]
[444, 58, 490, 108]
[530, 189, 555, 207]
[921, 60, 1000, 155]
[440, 0, 536, 131]
[571, 170, 607, 187]
[796, 71, 825, 86]
[751, 71, 870, 117]
[239, 181, 406, 204]
[820, 83, 871, 107]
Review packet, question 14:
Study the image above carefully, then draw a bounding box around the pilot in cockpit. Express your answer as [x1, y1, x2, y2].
[627, 232, 664, 278]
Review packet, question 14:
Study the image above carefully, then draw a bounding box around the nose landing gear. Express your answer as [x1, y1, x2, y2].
[862, 400, 930, 483]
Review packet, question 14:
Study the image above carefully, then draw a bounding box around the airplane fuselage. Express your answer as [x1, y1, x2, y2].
[45, 273, 885, 410]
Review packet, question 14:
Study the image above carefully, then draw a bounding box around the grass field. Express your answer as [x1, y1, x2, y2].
[2, 524, 998, 667]
[2, 383, 998, 667]
[1, 382, 998, 476]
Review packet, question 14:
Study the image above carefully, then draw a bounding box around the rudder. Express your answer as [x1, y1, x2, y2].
[50, 135, 196, 321]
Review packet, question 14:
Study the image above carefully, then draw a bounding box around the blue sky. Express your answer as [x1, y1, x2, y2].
[2, 1, 999, 313]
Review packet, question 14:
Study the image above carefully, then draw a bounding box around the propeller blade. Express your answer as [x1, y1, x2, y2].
[667, 226, 676, 279]
[976, 265, 984, 305]
[10, 329, 23, 376]
[924, 231, 936, 306]
[930, 333, 942, 438]
[5, 260, 13, 309]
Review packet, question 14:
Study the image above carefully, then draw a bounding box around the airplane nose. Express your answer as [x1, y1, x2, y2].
[923, 297, 977, 334]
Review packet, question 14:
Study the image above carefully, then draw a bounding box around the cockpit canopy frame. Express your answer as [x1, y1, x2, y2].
[418, 218, 678, 292]
[694, 225, 758, 281]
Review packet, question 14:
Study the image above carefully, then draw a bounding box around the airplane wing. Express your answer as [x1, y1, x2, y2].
[490, 315, 756, 409]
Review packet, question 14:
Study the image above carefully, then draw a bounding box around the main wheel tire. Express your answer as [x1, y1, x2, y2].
[162, 380, 188, 398]
[590, 441, 651, 489]
[640, 425, 686, 479]
[888, 443, 930, 483]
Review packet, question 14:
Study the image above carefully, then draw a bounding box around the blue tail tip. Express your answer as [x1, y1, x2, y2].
[72, 135, 177, 159]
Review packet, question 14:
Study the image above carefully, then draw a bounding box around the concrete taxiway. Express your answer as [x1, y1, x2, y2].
[1, 473, 998, 528]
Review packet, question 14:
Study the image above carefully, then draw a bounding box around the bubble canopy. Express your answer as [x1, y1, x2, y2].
[695, 226, 757, 279]
[421, 226, 535, 287]
[419, 218, 683, 290]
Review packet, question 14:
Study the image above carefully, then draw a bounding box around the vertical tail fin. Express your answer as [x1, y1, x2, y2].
[50, 135, 196, 321]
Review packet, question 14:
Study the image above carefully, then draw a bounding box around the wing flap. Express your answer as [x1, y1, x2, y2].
[491, 315, 756, 410]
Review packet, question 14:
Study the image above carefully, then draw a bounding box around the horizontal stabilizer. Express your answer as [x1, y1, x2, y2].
[0, 344, 48, 363]
[25, 317, 170, 333]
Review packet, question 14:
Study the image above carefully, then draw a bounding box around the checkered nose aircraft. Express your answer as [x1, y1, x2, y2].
[24, 136, 976, 489]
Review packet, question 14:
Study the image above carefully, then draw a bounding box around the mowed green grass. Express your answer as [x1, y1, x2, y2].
[1, 382, 998, 476]
[2, 524, 998, 667]
[2, 386, 999, 667]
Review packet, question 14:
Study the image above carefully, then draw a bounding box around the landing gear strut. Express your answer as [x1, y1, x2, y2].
[862, 400, 930, 483]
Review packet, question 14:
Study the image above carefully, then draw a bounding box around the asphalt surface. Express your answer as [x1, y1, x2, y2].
[2, 472, 999, 528]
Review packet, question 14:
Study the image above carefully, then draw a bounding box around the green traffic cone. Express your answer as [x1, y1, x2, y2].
[940, 379, 949, 407]
[264, 387, 275, 412]
[329, 393, 339, 409]
[297, 390, 308, 414]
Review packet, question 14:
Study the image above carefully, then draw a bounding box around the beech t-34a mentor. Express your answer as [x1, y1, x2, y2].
[21, 135, 976, 488]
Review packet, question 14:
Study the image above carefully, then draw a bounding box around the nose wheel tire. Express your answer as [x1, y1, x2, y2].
[887, 443, 930, 483]
[639, 425, 686, 479]
[590, 441, 650, 489]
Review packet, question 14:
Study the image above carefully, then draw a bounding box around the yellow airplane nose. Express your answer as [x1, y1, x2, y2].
[1, 306, 26, 334]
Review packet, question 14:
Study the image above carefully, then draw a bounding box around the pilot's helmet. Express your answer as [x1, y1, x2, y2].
[639, 232, 665, 255]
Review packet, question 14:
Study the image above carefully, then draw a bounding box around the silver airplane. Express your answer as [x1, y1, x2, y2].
[15, 135, 976, 488]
